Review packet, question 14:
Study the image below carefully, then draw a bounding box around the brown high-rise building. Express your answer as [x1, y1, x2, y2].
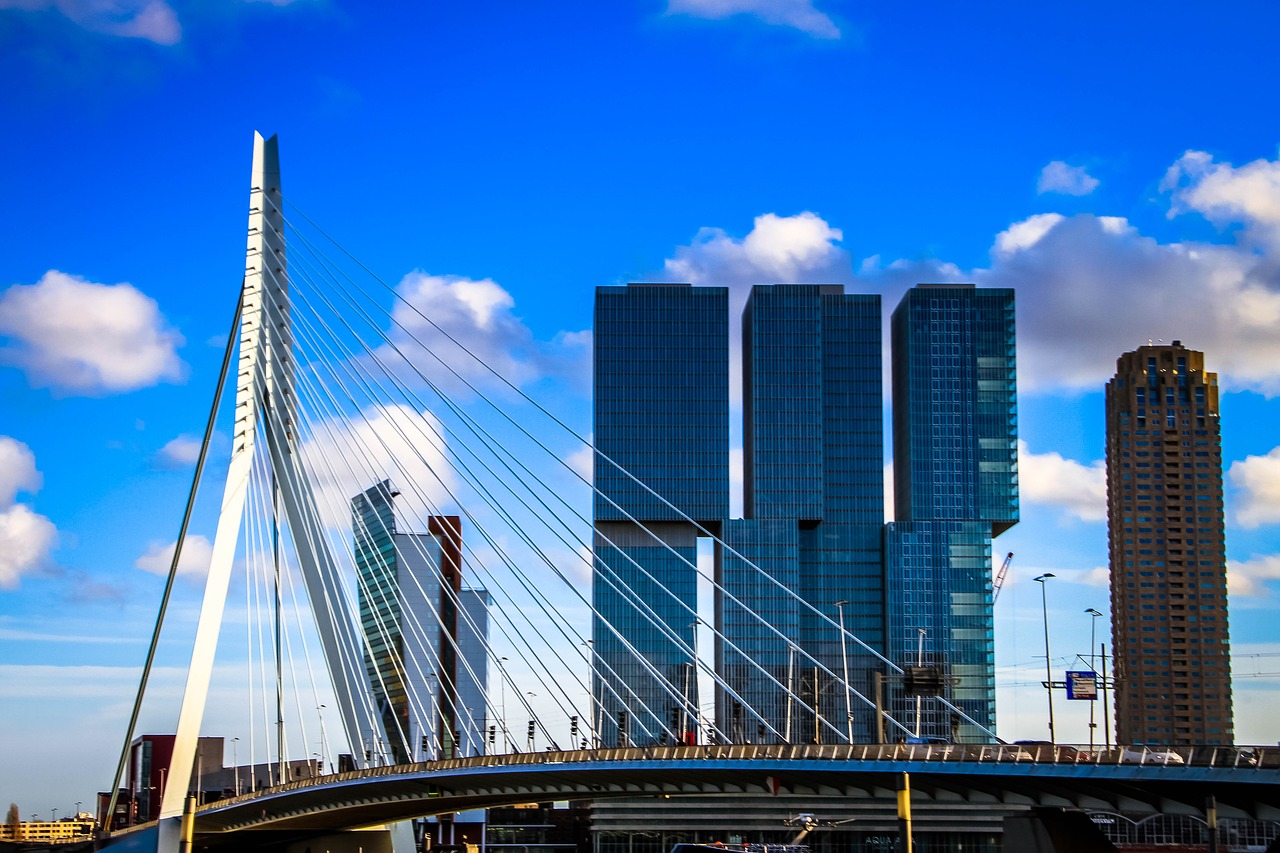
[1105, 341, 1232, 745]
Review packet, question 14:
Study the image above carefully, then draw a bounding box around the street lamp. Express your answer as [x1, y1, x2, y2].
[499, 657, 509, 753]
[688, 620, 701, 744]
[317, 705, 328, 773]
[1034, 574, 1057, 743]
[834, 600, 853, 743]
[232, 737, 240, 795]
[1085, 609, 1102, 749]
[914, 628, 926, 738]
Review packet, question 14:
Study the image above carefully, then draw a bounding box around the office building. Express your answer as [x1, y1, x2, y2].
[592, 283, 729, 745]
[352, 481, 490, 762]
[1105, 341, 1232, 745]
[592, 281, 1015, 745]
[719, 285, 883, 742]
[884, 283, 1017, 740]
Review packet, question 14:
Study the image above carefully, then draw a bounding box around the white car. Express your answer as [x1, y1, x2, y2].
[1120, 746, 1185, 765]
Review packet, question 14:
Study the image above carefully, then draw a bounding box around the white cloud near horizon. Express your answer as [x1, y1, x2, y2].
[1037, 161, 1100, 196]
[666, 0, 839, 38]
[1229, 447, 1280, 529]
[380, 271, 589, 398]
[0, 0, 181, 44]
[1227, 553, 1280, 598]
[1017, 440, 1107, 523]
[134, 534, 214, 579]
[0, 436, 56, 590]
[0, 270, 186, 395]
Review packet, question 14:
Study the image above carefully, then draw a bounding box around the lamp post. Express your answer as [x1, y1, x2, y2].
[914, 628, 926, 738]
[581, 642, 597, 748]
[834, 600, 853, 743]
[499, 657, 509, 752]
[316, 705, 328, 773]
[1085, 609, 1102, 750]
[689, 620, 701, 744]
[1034, 574, 1057, 743]
[232, 737, 240, 795]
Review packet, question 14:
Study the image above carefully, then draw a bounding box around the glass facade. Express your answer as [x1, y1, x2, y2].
[592, 281, 1013, 745]
[352, 481, 408, 761]
[883, 521, 994, 740]
[351, 481, 490, 762]
[726, 285, 885, 742]
[594, 284, 729, 523]
[891, 285, 1018, 533]
[886, 284, 1017, 740]
[593, 283, 729, 746]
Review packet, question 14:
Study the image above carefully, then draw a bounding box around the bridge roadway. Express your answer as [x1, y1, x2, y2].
[109, 742, 1279, 845]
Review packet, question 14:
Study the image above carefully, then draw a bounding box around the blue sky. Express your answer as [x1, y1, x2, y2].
[3, 0, 1280, 818]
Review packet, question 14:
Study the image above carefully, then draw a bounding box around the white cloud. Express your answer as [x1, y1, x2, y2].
[0, 270, 186, 395]
[994, 213, 1065, 256]
[380, 272, 588, 398]
[975, 210, 1280, 395]
[664, 211, 848, 292]
[299, 402, 458, 530]
[0, 436, 56, 590]
[0, 0, 181, 44]
[1229, 447, 1280, 529]
[1163, 150, 1280, 246]
[565, 442, 593, 483]
[1017, 440, 1106, 522]
[156, 434, 201, 467]
[134, 534, 214, 579]
[1037, 161, 1100, 196]
[1227, 553, 1280, 597]
[666, 0, 839, 38]
[0, 435, 41, 505]
[0, 503, 58, 590]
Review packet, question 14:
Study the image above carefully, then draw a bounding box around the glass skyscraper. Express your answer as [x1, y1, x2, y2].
[885, 283, 1017, 740]
[592, 283, 729, 745]
[352, 481, 489, 762]
[720, 285, 884, 742]
[592, 280, 1015, 745]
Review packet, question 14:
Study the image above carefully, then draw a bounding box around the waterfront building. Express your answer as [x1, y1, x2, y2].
[592, 283, 729, 746]
[720, 285, 884, 742]
[592, 281, 1014, 745]
[0, 818, 96, 843]
[1105, 341, 1232, 745]
[884, 283, 1017, 740]
[352, 481, 490, 762]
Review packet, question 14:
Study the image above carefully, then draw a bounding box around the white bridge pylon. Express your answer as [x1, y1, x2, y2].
[160, 132, 386, 820]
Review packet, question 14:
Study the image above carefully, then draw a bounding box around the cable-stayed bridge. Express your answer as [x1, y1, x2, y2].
[97, 133, 1280, 852]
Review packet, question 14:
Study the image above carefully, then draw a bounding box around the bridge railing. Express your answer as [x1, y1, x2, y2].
[197, 741, 1277, 811]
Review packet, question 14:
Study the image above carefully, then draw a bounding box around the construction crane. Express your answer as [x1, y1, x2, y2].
[992, 551, 1014, 602]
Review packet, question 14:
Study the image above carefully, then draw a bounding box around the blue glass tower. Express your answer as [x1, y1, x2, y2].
[592, 283, 729, 745]
[885, 283, 1017, 740]
[720, 285, 884, 742]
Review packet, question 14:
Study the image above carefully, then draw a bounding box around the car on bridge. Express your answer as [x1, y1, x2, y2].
[1119, 745, 1185, 765]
